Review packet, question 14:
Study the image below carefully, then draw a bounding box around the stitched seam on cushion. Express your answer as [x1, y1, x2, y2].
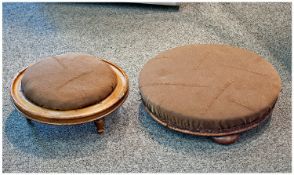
[56, 71, 93, 90]
[52, 56, 67, 69]
[140, 83, 208, 88]
[204, 81, 234, 114]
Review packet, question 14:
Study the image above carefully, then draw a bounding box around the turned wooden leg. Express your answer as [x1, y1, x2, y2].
[211, 134, 240, 145]
[26, 118, 32, 123]
[94, 118, 105, 134]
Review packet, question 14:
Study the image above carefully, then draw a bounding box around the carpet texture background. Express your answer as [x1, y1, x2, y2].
[2, 3, 291, 173]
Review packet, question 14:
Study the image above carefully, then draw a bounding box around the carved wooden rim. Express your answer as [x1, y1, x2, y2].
[143, 100, 276, 137]
[10, 59, 129, 125]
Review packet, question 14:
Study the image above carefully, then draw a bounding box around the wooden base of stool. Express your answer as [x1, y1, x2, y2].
[94, 118, 105, 134]
[211, 134, 240, 145]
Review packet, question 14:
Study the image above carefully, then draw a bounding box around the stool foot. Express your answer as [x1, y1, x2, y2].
[94, 118, 105, 134]
[26, 118, 32, 123]
[211, 134, 240, 145]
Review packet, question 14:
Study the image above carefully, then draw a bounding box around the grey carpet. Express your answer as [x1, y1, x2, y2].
[2, 2, 291, 173]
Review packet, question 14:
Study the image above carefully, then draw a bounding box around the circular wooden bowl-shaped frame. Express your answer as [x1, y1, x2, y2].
[10, 60, 129, 133]
[142, 99, 277, 145]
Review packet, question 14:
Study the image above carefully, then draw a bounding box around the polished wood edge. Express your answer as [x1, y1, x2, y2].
[211, 134, 240, 145]
[101, 59, 129, 87]
[13, 89, 129, 125]
[143, 99, 276, 137]
[10, 59, 129, 125]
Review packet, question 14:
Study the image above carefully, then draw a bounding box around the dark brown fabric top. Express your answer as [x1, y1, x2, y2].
[21, 53, 117, 110]
[139, 44, 281, 131]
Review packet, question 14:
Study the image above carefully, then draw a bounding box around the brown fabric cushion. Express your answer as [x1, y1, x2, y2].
[139, 44, 281, 132]
[21, 53, 117, 110]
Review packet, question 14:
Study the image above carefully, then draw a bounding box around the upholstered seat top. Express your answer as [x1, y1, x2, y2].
[21, 53, 117, 110]
[139, 44, 281, 132]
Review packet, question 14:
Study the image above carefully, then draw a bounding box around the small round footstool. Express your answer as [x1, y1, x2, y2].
[11, 53, 128, 134]
[139, 44, 281, 144]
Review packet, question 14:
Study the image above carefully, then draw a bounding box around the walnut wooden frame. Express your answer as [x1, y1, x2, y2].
[143, 99, 277, 145]
[10, 60, 129, 134]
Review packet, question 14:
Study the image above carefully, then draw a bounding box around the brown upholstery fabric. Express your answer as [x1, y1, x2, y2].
[21, 53, 117, 110]
[139, 44, 281, 132]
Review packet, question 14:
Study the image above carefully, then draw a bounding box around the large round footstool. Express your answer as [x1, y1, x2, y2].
[11, 53, 128, 134]
[139, 44, 281, 144]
